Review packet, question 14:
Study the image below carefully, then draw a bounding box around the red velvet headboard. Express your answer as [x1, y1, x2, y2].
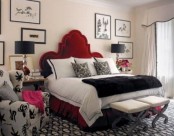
[39, 30, 103, 77]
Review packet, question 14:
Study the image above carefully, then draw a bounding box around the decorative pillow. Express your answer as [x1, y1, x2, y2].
[0, 81, 19, 101]
[72, 63, 91, 78]
[94, 61, 111, 75]
[47, 57, 76, 79]
[74, 58, 97, 75]
[9, 70, 24, 93]
[0, 68, 13, 89]
[95, 58, 120, 74]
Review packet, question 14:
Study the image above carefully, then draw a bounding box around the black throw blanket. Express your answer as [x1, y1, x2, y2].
[82, 75, 162, 98]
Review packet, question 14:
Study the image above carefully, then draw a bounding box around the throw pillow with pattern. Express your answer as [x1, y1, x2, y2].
[94, 61, 111, 75]
[0, 81, 19, 101]
[72, 63, 91, 78]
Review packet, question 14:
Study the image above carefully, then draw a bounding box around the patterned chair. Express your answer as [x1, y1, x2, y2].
[0, 68, 50, 136]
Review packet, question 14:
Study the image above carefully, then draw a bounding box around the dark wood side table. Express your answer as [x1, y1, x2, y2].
[23, 78, 45, 90]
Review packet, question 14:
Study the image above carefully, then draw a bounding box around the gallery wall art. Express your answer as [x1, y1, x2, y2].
[10, 0, 40, 24]
[115, 19, 131, 37]
[95, 13, 111, 40]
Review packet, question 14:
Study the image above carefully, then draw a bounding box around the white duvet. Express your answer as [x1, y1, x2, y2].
[46, 74, 163, 126]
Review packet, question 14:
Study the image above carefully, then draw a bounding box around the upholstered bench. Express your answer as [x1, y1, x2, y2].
[137, 96, 170, 128]
[110, 99, 150, 136]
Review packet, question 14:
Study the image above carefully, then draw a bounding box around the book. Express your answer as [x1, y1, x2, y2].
[30, 71, 41, 76]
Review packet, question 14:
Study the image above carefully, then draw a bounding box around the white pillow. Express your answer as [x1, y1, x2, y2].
[47, 57, 76, 79]
[74, 58, 97, 76]
[95, 58, 120, 74]
[0, 81, 19, 101]
[0, 68, 13, 89]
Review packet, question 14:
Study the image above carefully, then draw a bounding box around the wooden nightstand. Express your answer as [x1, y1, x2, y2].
[23, 78, 45, 90]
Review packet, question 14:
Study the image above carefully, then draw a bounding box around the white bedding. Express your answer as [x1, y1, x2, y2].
[46, 74, 163, 126]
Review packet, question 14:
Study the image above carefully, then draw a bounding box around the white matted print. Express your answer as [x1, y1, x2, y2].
[9, 55, 34, 71]
[0, 41, 4, 65]
[118, 42, 133, 59]
[115, 19, 131, 37]
[10, 0, 40, 24]
[21, 28, 46, 44]
[95, 13, 111, 40]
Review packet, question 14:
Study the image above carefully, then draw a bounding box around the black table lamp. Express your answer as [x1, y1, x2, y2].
[111, 44, 125, 61]
[15, 41, 35, 75]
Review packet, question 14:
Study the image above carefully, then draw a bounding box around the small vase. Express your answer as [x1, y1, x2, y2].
[122, 67, 126, 72]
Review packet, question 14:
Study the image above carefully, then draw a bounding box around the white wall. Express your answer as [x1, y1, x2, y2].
[134, 0, 174, 74]
[0, 0, 134, 71]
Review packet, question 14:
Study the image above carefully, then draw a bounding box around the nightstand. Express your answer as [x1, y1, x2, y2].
[120, 70, 133, 74]
[23, 78, 45, 91]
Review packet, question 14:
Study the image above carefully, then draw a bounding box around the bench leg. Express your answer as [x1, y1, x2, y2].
[112, 116, 122, 128]
[152, 103, 169, 128]
[112, 110, 149, 136]
[127, 110, 148, 136]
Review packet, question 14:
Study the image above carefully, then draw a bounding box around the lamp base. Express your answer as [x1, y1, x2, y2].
[23, 66, 30, 76]
[22, 54, 30, 76]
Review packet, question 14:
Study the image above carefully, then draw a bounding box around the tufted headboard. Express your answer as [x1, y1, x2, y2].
[39, 30, 103, 77]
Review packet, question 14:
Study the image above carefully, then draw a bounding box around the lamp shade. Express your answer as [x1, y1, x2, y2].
[15, 41, 35, 54]
[111, 44, 125, 53]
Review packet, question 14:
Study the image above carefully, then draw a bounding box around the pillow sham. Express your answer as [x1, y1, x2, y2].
[74, 58, 97, 75]
[72, 63, 91, 78]
[94, 61, 111, 75]
[0, 81, 19, 101]
[95, 58, 120, 74]
[47, 57, 76, 79]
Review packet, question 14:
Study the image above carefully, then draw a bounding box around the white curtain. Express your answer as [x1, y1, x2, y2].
[141, 24, 156, 76]
[157, 20, 174, 98]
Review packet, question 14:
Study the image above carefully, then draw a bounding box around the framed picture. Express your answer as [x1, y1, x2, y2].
[95, 13, 111, 40]
[21, 28, 46, 44]
[10, 0, 40, 24]
[115, 19, 131, 37]
[0, 41, 4, 65]
[9, 55, 34, 70]
[118, 42, 133, 59]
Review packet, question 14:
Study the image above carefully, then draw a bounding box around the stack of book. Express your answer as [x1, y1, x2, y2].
[30, 71, 44, 79]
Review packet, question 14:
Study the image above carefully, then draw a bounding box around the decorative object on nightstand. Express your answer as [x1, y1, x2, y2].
[117, 59, 132, 73]
[15, 41, 35, 77]
[30, 69, 44, 79]
[111, 43, 125, 62]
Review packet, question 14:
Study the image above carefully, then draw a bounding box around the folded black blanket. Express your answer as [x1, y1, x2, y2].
[82, 75, 162, 98]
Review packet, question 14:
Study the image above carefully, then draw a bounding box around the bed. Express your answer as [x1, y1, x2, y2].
[39, 30, 163, 131]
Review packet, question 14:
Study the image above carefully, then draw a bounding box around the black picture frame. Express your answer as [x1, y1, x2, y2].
[118, 41, 133, 59]
[21, 28, 46, 44]
[95, 13, 111, 40]
[10, 0, 40, 24]
[0, 41, 5, 65]
[115, 19, 131, 38]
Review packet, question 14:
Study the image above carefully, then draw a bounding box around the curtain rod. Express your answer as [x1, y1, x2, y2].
[142, 17, 174, 27]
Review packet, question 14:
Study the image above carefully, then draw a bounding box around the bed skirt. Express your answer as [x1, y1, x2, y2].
[49, 95, 125, 131]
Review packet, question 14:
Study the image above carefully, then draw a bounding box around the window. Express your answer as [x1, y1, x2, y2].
[156, 19, 174, 97]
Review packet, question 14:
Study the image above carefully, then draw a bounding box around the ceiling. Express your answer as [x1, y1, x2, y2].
[95, 0, 163, 8]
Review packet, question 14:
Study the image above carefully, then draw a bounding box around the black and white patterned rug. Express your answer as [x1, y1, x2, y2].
[39, 101, 174, 136]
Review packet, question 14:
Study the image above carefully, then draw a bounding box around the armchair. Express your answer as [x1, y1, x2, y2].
[0, 69, 50, 136]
